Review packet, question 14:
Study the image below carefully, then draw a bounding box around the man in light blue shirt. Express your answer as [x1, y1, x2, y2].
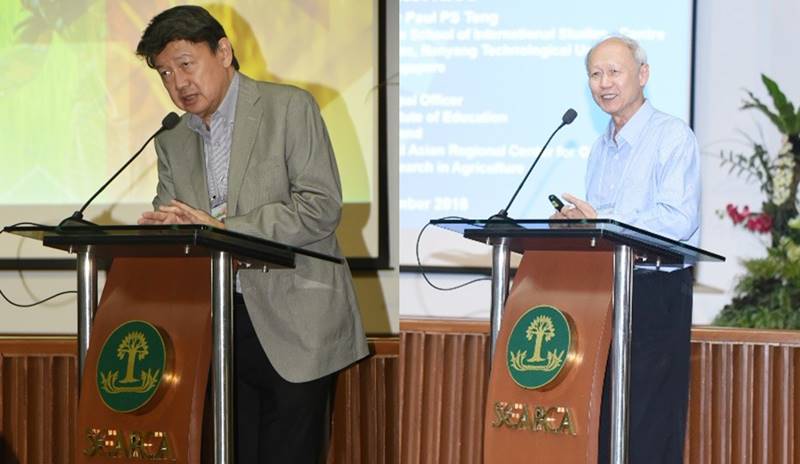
[553, 35, 699, 463]
[583, 99, 700, 247]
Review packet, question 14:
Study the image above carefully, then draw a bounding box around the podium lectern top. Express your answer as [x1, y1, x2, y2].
[430, 218, 724, 266]
[5, 224, 341, 269]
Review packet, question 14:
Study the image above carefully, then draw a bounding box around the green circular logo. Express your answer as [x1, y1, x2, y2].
[507, 306, 573, 390]
[96, 321, 166, 413]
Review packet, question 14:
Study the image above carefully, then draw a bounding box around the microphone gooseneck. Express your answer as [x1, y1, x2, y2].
[58, 112, 180, 228]
[490, 108, 578, 221]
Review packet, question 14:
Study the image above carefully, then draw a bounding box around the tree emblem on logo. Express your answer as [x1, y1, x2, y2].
[119, 331, 148, 382]
[507, 306, 573, 389]
[97, 321, 167, 413]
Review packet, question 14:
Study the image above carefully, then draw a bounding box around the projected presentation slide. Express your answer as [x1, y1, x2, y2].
[400, 0, 694, 266]
[0, 0, 383, 262]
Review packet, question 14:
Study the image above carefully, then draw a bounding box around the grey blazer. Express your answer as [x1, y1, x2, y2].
[152, 74, 369, 382]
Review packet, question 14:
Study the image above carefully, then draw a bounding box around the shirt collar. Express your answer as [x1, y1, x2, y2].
[187, 71, 240, 134]
[602, 99, 654, 148]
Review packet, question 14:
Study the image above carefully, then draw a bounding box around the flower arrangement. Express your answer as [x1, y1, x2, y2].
[724, 204, 773, 233]
[714, 75, 800, 329]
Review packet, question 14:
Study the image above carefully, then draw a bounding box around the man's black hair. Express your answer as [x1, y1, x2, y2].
[136, 5, 240, 70]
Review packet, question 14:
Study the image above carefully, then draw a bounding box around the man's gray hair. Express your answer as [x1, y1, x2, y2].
[584, 35, 648, 72]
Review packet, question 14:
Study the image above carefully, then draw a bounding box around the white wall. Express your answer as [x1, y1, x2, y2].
[399, 0, 800, 323]
[693, 0, 800, 323]
[0, 269, 82, 333]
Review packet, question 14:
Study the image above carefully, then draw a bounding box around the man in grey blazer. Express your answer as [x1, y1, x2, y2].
[135, 5, 368, 462]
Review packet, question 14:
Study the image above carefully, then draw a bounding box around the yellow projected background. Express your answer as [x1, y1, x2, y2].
[0, 0, 381, 259]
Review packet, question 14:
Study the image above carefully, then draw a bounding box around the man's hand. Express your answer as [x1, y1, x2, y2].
[138, 200, 225, 228]
[549, 193, 597, 220]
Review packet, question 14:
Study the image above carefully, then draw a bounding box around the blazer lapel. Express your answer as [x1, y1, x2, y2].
[227, 75, 263, 215]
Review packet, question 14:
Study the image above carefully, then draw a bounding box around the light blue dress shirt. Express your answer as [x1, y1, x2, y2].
[586, 100, 700, 248]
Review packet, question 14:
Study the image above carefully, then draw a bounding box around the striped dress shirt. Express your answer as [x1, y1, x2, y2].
[186, 72, 240, 219]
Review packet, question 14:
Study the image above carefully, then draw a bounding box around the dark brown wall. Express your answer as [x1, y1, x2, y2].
[686, 329, 800, 463]
[328, 338, 400, 464]
[0, 337, 398, 464]
[0, 337, 76, 464]
[400, 320, 800, 464]
[400, 320, 489, 464]
[3, 323, 800, 464]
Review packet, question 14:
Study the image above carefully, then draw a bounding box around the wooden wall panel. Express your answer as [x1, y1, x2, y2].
[400, 320, 800, 464]
[400, 319, 489, 464]
[0, 337, 398, 464]
[0, 337, 76, 464]
[686, 331, 800, 464]
[328, 338, 400, 464]
[3, 324, 800, 464]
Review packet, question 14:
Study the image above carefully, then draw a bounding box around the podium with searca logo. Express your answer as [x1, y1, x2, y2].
[7, 224, 340, 464]
[430, 218, 724, 464]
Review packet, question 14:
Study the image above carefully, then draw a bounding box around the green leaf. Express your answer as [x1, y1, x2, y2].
[795, 106, 800, 134]
[762, 74, 797, 133]
[742, 90, 788, 134]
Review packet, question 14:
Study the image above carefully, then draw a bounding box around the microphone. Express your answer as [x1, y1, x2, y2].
[489, 108, 577, 221]
[58, 112, 181, 228]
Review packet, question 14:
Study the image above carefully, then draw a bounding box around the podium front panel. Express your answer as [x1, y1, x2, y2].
[483, 250, 614, 463]
[76, 258, 211, 462]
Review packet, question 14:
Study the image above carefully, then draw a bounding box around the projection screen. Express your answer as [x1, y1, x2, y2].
[0, 0, 388, 268]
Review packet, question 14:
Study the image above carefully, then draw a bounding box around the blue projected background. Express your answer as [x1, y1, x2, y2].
[399, 0, 694, 265]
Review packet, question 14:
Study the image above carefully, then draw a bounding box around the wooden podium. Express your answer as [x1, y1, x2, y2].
[7, 224, 340, 464]
[430, 219, 724, 464]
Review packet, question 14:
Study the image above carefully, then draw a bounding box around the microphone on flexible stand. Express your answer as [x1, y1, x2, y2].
[487, 108, 577, 224]
[58, 112, 181, 229]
